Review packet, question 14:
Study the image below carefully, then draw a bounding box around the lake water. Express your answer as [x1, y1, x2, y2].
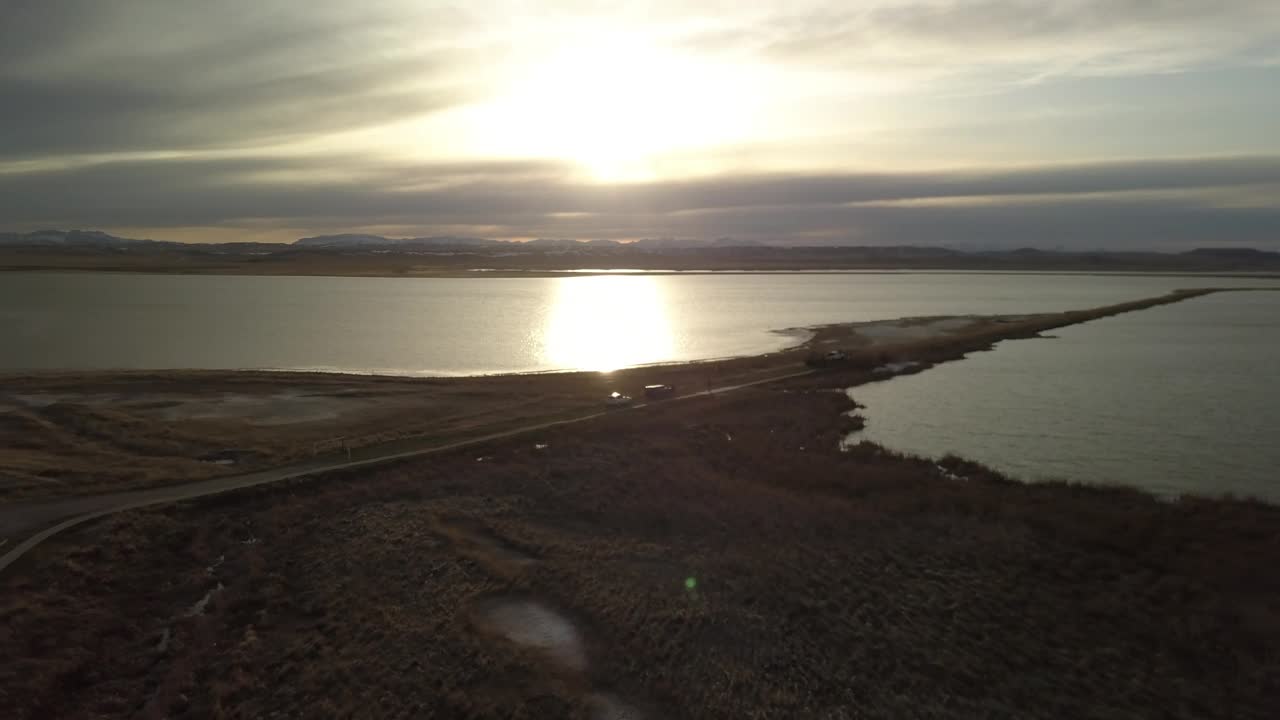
[846, 290, 1280, 501]
[3, 271, 1275, 375]
[3, 271, 1279, 499]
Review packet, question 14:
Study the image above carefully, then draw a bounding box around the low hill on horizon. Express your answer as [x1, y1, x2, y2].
[3, 229, 1279, 274]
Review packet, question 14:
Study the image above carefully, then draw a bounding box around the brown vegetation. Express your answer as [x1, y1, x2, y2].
[0, 356, 802, 502]
[2, 356, 1278, 718]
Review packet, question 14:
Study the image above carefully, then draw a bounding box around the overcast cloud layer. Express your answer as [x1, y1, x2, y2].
[2, 0, 1278, 248]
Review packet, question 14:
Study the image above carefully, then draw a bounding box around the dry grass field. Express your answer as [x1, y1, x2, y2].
[3, 288, 1275, 718]
[3, 379, 1278, 718]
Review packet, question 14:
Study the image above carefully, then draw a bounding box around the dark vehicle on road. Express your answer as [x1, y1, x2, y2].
[605, 391, 634, 407]
[805, 349, 851, 368]
[644, 384, 676, 399]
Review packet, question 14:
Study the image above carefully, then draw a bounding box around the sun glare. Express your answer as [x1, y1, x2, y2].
[471, 33, 754, 181]
[542, 275, 676, 371]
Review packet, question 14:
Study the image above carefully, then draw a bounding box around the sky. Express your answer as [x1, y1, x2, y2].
[1, 0, 1278, 249]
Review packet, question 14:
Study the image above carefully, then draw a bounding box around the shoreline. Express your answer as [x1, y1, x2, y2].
[5, 287, 1273, 385]
[6, 265, 1280, 280]
[0, 288, 1247, 506]
[0, 288, 1256, 552]
[2, 287, 1278, 717]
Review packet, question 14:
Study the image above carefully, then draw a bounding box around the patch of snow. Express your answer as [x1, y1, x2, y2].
[477, 599, 585, 671]
[934, 464, 964, 482]
[187, 583, 225, 617]
[205, 555, 225, 575]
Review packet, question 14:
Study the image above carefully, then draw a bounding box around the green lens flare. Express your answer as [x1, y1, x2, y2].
[684, 576, 697, 590]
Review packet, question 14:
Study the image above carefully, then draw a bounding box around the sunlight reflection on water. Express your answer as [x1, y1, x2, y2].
[541, 275, 675, 371]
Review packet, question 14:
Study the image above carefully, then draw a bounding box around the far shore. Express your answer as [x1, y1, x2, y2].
[6, 263, 1280, 281]
[5, 243, 1280, 280]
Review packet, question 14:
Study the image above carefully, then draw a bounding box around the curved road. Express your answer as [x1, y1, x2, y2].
[0, 369, 812, 575]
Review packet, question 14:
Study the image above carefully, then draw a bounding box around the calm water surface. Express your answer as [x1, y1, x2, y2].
[847, 290, 1280, 501]
[3, 272, 1274, 374]
[4, 271, 1279, 498]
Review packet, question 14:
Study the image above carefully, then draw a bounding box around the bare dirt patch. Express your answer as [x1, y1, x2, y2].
[0, 371, 606, 500]
[435, 519, 539, 579]
[849, 316, 980, 344]
[589, 692, 647, 720]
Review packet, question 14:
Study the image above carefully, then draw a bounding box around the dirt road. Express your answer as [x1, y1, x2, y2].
[0, 370, 812, 574]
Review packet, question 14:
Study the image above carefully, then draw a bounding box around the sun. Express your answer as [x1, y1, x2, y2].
[470, 33, 754, 181]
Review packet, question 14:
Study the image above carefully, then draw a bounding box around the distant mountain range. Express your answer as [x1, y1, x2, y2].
[0, 229, 160, 246]
[2, 230, 1279, 270]
[293, 234, 505, 248]
[0, 230, 778, 250]
[292, 234, 768, 249]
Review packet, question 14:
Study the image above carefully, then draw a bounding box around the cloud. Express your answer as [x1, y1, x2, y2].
[690, 0, 1280, 82]
[0, 1, 476, 159]
[2, 152, 1277, 249]
[9, 1, 1276, 164]
[1, 1, 1275, 249]
[650, 195, 1280, 250]
[0, 67, 463, 160]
